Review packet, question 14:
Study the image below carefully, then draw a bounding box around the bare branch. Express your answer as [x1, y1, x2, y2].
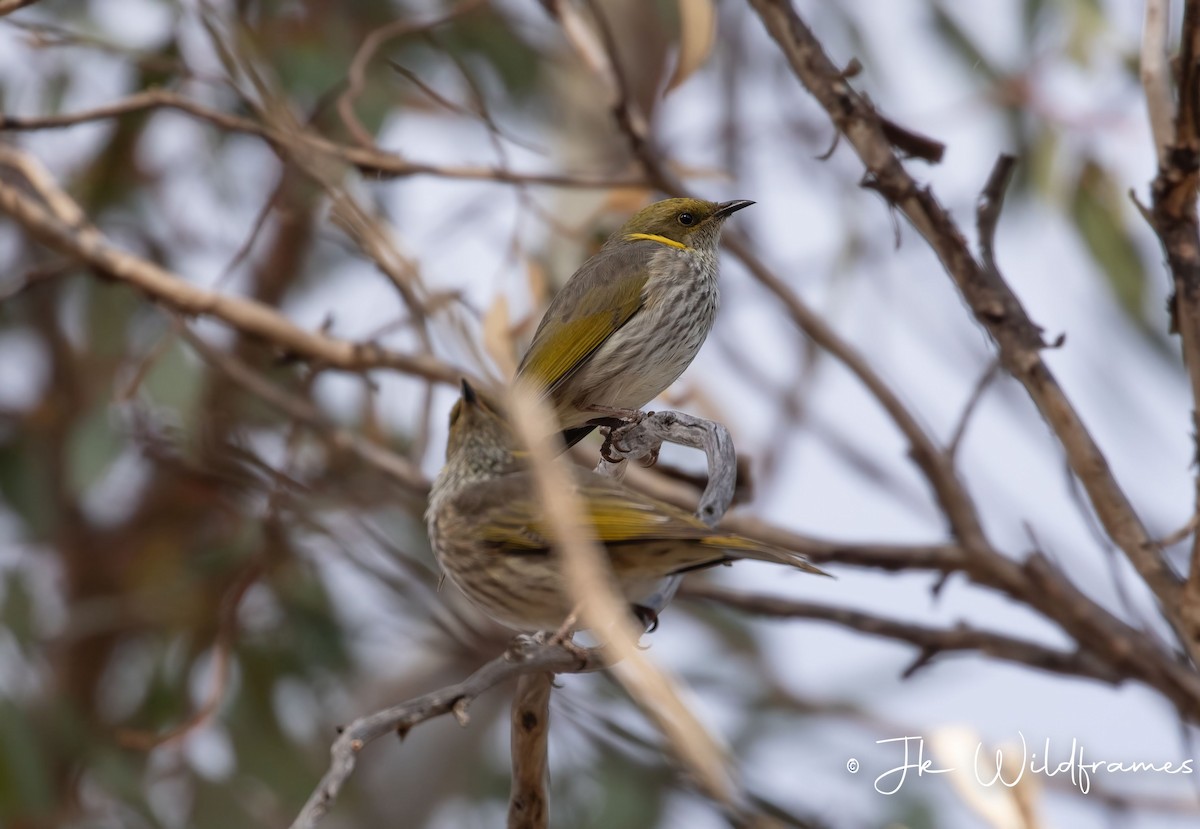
[1159, 513, 1199, 547]
[682, 583, 1125, 684]
[1022, 553, 1200, 719]
[1143, 0, 1176, 166]
[0, 88, 645, 188]
[337, 0, 484, 148]
[976, 154, 1017, 273]
[176, 323, 430, 494]
[1147, 0, 1200, 647]
[288, 639, 608, 829]
[598, 410, 738, 526]
[745, 0, 1186, 639]
[947, 359, 1002, 461]
[0, 158, 460, 385]
[508, 672, 553, 829]
[116, 564, 261, 750]
[0, 0, 38, 16]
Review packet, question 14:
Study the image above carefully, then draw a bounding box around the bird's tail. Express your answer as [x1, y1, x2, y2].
[701, 534, 830, 576]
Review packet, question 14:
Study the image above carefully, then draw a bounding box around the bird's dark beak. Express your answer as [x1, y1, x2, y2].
[460, 378, 478, 406]
[714, 199, 755, 219]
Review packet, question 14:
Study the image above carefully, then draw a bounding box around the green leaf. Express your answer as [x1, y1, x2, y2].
[0, 439, 54, 538]
[1069, 160, 1149, 325]
[0, 700, 54, 819]
[931, 3, 1000, 83]
[0, 572, 36, 651]
[67, 405, 123, 497]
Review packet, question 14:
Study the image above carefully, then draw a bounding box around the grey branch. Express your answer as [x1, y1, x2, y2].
[288, 640, 608, 829]
[598, 410, 738, 527]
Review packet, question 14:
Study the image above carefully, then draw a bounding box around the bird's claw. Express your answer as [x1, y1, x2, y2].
[631, 603, 660, 633]
[600, 430, 625, 464]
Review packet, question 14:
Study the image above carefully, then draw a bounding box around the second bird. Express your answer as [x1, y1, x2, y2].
[516, 197, 753, 447]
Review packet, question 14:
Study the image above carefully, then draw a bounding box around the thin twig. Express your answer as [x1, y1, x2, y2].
[337, 0, 484, 147]
[288, 639, 609, 829]
[176, 323, 430, 494]
[0, 88, 645, 188]
[947, 359, 1002, 461]
[1159, 513, 1200, 548]
[597, 410, 738, 526]
[0, 0, 38, 16]
[745, 0, 1189, 655]
[0, 157, 460, 385]
[116, 564, 261, 750]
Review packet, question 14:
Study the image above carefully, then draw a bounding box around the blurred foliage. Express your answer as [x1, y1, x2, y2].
[931, 0, 1167, 343]
[1070, 159, 1152, 328]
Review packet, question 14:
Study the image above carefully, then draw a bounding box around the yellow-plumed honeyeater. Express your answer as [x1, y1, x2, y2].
[425, 380, 825, 632]
[515, 197, 753, 447]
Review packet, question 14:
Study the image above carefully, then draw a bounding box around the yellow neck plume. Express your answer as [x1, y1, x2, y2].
[625, 232, 688, 250]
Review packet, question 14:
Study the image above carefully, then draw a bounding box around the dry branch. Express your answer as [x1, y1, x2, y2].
[1142, 0, 1175, 166]
[337, 1, 485, 148]
[1146, 0, 1200, 645]
[288, 639, 608, 829]
[0, 157, 459, 384]
[745, 0, 1186, 648]
[508, 672, 553, 829]
[176, 323, 430, 494]
[683, 583, 1123, 684]
[0, 0, 37, 16]
[597, 410, 738, 526]
[0, 88, 644, 188]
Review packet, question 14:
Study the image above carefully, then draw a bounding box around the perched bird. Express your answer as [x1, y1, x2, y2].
[516, 197, 753, 448]
[426, 380, 825, 632]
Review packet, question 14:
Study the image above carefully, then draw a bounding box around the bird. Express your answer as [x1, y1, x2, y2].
[425, 380, 826, 632]
[515, 196, 753, 448]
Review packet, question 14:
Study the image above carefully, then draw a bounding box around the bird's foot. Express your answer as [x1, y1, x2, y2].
[599, 415, 660, 467]
[599, 429, 625, 464]
[540, 612, 591, 666]
[602, 428, 660, 467]
[506, 633, 544, 661]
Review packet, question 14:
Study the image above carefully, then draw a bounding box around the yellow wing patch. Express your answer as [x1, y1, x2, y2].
[516, 244, 650, 397]
[517, 311, 628, 394]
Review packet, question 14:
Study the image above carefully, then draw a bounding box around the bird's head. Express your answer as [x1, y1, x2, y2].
[615, 197, 754, 252]
[445, 379, 520, 473]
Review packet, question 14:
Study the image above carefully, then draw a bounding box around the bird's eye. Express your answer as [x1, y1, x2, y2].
[677, 212, 695, 226]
